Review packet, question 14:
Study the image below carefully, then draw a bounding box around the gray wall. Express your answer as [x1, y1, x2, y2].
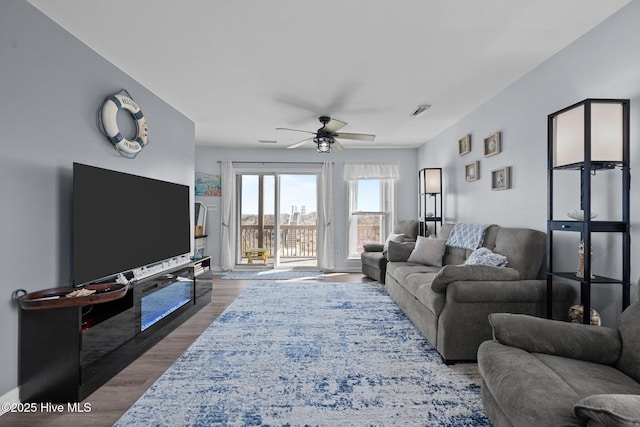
[0, 0, 195, 397]
[419, 0, 640, 326]
[195, 146, 418, 272]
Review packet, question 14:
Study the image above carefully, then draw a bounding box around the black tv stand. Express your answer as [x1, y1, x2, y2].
[19, 257, 212, 403]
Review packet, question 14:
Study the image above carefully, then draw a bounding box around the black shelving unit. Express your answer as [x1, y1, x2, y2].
[546, 99, 631, 323]
[418, 168, 442, 236]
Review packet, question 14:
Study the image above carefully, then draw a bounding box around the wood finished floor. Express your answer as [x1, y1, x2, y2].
[1, 272, 376, 426]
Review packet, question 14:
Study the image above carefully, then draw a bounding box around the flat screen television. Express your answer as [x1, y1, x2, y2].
[73, 163, 191, 286]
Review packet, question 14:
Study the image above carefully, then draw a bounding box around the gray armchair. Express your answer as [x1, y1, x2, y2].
[478, 299, 640, 426]
[360, 220, 418, 283]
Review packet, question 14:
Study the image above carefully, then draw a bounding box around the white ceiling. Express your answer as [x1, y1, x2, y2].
[28, 0, 630, 150]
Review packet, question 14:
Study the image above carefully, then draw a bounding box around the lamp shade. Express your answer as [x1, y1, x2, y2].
[424, 168, 442, 194]
[552, 99, 626, 168]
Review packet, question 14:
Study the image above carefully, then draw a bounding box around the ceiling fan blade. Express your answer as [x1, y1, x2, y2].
[276, 127, 316, 135]
[287, 137, 313, 149]
[333, 132, 376, 141]
[332, 140, 344, 152]
[324, 118, 348, 133]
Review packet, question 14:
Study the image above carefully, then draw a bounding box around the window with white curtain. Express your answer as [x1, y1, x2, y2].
[344, 163, 398, 258]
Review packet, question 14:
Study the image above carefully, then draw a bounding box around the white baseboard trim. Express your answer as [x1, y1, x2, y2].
[0, 386, 20, 415]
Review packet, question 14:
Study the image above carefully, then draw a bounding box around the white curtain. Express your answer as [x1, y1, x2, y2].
[220, 160, 235, 271]
[317, 161, 334, 270]
[381, 179, 396, 235]
[347, 179, 359, 255]
[343, 163, 399, 180]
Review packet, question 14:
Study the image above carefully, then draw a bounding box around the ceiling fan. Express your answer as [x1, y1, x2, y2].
[276, 116, 376, 153]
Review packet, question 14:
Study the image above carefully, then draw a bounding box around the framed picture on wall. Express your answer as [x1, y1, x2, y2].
[458, 134, 471, 155]
[465, 161, 479, 182]
[484, 132, 501, 157]
[195, 172, 221, 196]
[491, 166, 511, 190]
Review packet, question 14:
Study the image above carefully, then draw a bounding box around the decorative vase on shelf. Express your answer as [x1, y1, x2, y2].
[567, 209, 597, 221]
[576, 240, 595, 278]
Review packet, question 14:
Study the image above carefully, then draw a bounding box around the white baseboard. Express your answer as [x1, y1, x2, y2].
[0, 386, 20, 415]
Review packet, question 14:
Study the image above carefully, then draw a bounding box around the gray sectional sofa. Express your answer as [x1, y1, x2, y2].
[478, 299, 640, 426]
[384, 223, 575, 363]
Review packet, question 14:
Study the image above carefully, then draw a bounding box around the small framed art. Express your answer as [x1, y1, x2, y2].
[491, 166, 511, 190]
[458, 134, 471, 155]
[484, 132, 501, 157]
[465, 161, 479, 182]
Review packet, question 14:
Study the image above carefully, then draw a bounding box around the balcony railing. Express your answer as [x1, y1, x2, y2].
[241, 225, 317, 258]
[240, 224, 381, 258]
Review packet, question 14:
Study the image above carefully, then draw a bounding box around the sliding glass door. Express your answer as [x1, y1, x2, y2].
[278, 174, 318, 268]
[237, 172, 318, 268]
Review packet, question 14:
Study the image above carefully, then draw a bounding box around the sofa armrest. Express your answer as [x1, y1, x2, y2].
[574, 394, 640, 426]
[362, 243, 384, 252]
[431, 264, 520, 293]
[488, 313, 622, 365]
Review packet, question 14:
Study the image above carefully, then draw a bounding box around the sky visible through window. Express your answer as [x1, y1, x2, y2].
[241, 175, 381, 215]
[241, 174, 316, 215]
[357, 179, 380, 211]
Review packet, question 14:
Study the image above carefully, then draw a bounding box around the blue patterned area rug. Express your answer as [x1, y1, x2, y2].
[220, 270, 324, 280]
[115, 282, 491, 426]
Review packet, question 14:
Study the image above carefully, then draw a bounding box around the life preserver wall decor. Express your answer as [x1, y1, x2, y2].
[97, 90, 148, 159]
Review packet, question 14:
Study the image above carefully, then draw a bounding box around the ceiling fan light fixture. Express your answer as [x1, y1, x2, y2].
[278, 116, 375, 151]
[315, 136, 333, 153]
[411, 104, 431, 118]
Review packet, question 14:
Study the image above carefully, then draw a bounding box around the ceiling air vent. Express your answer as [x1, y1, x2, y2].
[411, 104, 431, 118]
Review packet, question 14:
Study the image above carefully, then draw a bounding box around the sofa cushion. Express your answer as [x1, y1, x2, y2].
[385, 262, 444, 315]
[407, 236, 446, 267]
[402, 272, 445, 315]
[431, 265, 520, 293]
[393, 220, 419, 240]
[442, 246, 472, 266]
[439, 223, 468, 265]
[386, 240, 415, 262]
[478, 341, 586, 426]
[478, 341, 640, 427]
[535, 353, 640, 396]
[438, 223, 454, 239]
[574, 394, 640, 427]
[383, 232, 405, 251]
[616, 301, 640, 383]
[386, 262, 441, 284]
[493, 228, 546, 279]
